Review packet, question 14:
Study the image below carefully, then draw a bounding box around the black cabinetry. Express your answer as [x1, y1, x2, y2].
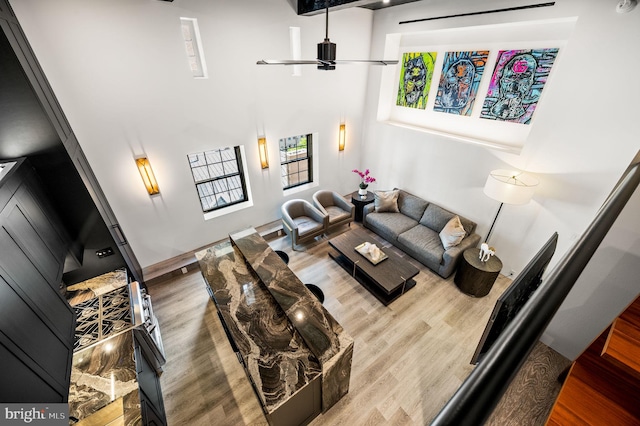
[0, 158, 75, 402]
[134, 333, 167, 426]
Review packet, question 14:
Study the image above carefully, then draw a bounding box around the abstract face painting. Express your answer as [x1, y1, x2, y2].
[434, 50, 489, 116]
[481, 48, 559, 124]
[397, 52, 437, 109]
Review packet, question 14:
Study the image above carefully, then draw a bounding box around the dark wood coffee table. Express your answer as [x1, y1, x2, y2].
[328, 228, 419, 305]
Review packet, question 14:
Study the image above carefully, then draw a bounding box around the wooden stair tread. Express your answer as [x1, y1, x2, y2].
[547, 360, 640, 425]
[546, 296, 640, 426]
[602, 316, 640, 379]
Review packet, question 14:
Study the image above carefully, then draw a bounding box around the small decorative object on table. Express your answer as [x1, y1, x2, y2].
[355, 241, 388, 265]
[479, 243, 496, 262]
[353, 168, 376, 197]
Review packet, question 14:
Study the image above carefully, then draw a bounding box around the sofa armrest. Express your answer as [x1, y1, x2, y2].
[439, 233, 481, 278]
[362, 203, 376, 223]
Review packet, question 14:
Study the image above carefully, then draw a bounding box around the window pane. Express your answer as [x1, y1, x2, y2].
[209, 163, 224, 178]
[227, 175, 241, 190]
[299, 170, 309, 183]
[205, 150, 221, 164]
[192, 166, 210, 183]
[196, 182, 213, 197]
[287, 162, 299, 173]
[299, 160, 308, 172]
[230, 188, 243, 202]
[201, 195, 216, 211]
[223, 160, 238, 174]
[217, 192, 231, 206]
[220, 148, 236, 162]
[213, 179, 228, 193]
[188, 153, 207, 168]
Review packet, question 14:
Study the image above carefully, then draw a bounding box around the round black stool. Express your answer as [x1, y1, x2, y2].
[275, 250, 289, 265]
[305, 284, 325, 304]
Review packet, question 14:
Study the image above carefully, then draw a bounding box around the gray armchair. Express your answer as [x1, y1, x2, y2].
[281, 199, 328, 250]
[312, 190, 355, 231]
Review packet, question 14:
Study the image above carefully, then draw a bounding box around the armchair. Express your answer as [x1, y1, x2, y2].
[281, 199, 328, 250]
[312, 190, 355, 231]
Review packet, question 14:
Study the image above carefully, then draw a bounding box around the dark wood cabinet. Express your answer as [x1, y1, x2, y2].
[134, 334, 167, 426]
[0, 158, 75, 402]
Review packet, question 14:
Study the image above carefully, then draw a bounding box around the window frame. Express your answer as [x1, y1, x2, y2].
[279, 133, 313, 190]
[187, 146, 249, 214]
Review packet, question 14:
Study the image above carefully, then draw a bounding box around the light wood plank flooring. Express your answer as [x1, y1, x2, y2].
[148, 225, 565, 425]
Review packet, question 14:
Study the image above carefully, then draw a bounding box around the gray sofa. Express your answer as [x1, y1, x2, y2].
[363, 189, 481, 278]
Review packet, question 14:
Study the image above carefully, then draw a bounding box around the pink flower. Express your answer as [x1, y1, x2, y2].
[353, 169, 376, 187]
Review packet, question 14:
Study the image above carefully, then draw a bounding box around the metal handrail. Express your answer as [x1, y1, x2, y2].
[431, 150, 640, 426]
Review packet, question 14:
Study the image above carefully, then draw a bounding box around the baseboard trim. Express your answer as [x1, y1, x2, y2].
[143, 220, 284, 286]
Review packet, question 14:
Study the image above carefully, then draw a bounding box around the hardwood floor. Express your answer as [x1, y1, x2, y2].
[148, 226, 565, 425]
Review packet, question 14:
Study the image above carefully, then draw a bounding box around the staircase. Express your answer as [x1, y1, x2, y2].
[546, 295, 640, 425]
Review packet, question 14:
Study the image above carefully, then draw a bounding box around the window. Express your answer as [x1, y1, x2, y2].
[188, 147, 248, 213]
[180, 17, 208, 78]
[280, 134, 313, 190]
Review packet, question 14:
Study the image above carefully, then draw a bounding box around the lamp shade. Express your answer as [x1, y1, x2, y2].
[483, 169, 538, 205]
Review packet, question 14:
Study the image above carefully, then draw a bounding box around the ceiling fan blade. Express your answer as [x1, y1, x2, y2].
[257, 59, 322, 65]
[334, 60, 399, 65]
[257, 59, 398, 66]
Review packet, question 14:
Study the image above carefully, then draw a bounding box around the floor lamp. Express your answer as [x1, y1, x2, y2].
[483, 169, 538, 243]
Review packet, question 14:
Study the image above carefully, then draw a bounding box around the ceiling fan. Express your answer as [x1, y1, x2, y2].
[257, 6, 399, 71]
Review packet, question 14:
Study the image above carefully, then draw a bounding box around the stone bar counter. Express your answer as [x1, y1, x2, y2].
[196, 228, 353, 425]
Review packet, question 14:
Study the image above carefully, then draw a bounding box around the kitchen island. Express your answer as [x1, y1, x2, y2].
[196, 228, 353, 426]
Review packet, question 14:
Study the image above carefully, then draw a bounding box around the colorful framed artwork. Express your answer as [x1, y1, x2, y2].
[481, 48, 560, 124]
[396, 52, 437, 109]
[434, 50, 490, 116]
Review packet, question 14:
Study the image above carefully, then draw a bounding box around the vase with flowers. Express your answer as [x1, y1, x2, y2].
[352, 168, 376, 197]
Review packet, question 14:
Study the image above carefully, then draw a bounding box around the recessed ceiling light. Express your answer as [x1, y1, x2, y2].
[383, 0, 391, 3]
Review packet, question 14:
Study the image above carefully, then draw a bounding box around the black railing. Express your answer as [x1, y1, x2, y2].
[431, 150, 640, 426]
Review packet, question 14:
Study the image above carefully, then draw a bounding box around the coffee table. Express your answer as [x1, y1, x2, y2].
[328, 228, 419, 305]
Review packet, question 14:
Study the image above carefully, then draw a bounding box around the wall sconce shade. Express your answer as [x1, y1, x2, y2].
[258, 137, 269, 169]
[136, 157, 160, 195]
[483, 169, 538, 242]
[338, 124, 346, 151]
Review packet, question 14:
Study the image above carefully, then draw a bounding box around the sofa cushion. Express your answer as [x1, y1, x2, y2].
[397, 225, 445, 267]
[419, 204, 455, 233]
[439, 216, 466, 249]
[365, 212, 417, 239]
[397, 190, 429, 222]
[293, 216, 324, 237]
[374, 190, 400, 213]
[325, 205, 351, 224]
[419, 204, 476, 235]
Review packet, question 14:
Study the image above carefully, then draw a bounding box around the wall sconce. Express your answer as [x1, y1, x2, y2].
[258, 137, 269, 169]
[338, 123, 346, 151]
[135, 157, 160, 195]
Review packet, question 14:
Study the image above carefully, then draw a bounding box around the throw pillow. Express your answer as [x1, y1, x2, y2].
[374, 190, 400, 213]
[439, 215, 466, 250]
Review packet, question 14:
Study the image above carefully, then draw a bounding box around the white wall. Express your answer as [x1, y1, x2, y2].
[10, 0, 374, 268]
[12, 0, 640, 359]
[364, 0, 640, 359]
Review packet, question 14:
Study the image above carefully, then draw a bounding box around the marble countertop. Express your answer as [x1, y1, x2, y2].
[196, 241, 322, 414]
[66, 269, 143, 425]
[69, 331, 141, 425]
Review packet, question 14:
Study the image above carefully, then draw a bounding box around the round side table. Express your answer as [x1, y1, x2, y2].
[454, 248, 503, 297]
[351, 191, 375, 222]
